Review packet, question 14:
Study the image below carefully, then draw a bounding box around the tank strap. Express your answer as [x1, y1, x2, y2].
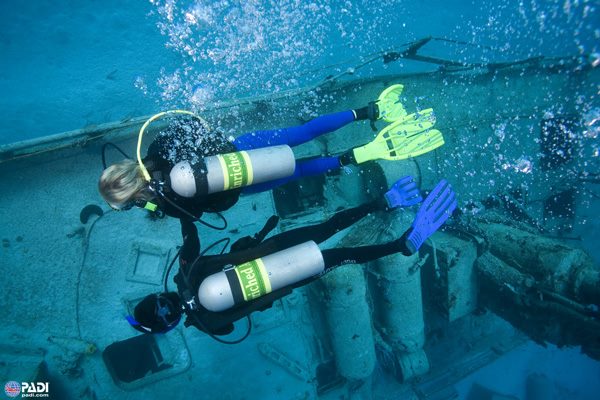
[230, 215, 279, 252]
[256, 215, 279, 241]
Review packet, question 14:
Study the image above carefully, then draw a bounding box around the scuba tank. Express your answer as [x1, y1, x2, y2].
[198, 241, 325, 312]
[169, 145, 295, 197]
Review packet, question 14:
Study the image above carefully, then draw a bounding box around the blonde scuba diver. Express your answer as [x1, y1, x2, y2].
[98, 84, 444, 224]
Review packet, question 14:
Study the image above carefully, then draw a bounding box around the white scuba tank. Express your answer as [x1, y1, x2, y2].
[198, 241, 325, 312]
[169, 145, 295, 197]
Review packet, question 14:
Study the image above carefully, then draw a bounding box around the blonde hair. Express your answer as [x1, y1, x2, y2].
[98, 159, 149, 207]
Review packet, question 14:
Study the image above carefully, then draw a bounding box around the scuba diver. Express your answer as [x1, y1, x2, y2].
[98, 84, 444, 248]
[126, 176, 457, 341]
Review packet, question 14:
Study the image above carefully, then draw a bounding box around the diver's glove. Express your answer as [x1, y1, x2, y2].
[406, 179, 457, 254]
[385, 175, 423, 208]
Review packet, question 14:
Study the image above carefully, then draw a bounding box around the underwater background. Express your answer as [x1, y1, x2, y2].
[1, 1, 599, 399]
[2, 0, 598, 144]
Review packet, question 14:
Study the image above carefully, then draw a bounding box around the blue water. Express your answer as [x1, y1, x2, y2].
[1, 0, 597, 145]
[1, 1, 599, 399]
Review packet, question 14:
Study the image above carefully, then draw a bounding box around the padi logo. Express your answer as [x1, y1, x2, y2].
[21, 382, 49, 397]
[4, 381, 49, 398]
[4, 381, 20, 398]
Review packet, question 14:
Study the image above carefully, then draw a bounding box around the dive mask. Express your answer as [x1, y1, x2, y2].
[126, 294, 182, 334]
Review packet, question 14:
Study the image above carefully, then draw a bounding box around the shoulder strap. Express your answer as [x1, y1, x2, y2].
[230, 215, 279, 252]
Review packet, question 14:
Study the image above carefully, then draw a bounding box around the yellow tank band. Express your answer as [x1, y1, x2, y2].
[234, 258, 271, 301]
[216, 150, 254, 190]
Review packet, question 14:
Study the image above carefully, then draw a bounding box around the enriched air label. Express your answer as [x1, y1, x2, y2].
[217, 151, 254, 190]
[234, 259, 271, 301]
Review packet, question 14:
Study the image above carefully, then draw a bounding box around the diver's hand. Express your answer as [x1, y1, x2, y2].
[385, 175, 423, 208]
[406, 179, 457, 253]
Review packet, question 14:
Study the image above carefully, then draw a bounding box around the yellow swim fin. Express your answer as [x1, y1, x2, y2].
[351, 109, 444, 164]
[376, 84, 407, 122]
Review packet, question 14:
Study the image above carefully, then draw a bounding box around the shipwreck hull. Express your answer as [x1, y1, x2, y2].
[1, 59, 598, 399]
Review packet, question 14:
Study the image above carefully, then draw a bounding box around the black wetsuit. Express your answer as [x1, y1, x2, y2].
[173, 200, 412, 335]
[143, 125, 242, 250]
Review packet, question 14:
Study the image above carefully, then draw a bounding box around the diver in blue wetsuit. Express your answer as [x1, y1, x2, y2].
[99, 107, 378, 215]
[98, 107, 380, 251]
[232, 108, 372, 193]
[98, 84, 443, 251]
[126, 177, 457, 338]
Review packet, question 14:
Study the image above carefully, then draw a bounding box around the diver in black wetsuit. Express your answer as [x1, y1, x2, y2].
[98, 85, 428, 250]
[126, 177, 458, 340]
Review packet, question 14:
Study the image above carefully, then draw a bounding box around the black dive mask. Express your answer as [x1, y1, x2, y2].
[126, 294, 182, 334]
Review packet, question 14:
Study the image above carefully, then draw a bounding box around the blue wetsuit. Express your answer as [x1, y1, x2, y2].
[234, 110, 356, 193]
[146, 109, 361, 243]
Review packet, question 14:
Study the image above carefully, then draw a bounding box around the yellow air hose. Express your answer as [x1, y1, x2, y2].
[136, 109, 210, 181]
